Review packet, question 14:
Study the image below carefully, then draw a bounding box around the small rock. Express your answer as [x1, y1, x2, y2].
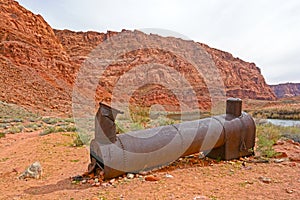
[94, 178, 99, 183]
[242, 166, 252, 170]
[71, 175, 83, 181]
[287, 139, 297, 145]
[88, 179, 95, 185]
[145, 175, 160, 182]
[290, 157, 300, 162]
[18, 161, 42, 180]
[127, 173, 135, 179]
[109, 178, 115, 184]
[139, 171, 148, 176]
[81, 179, 87, 184]
[274, 158, 286, 163]
[228, 161, 235, 165]
[245, 180, 254, 185]
[286, 189, 293, 194]
[242, 161, 246, 167]
[275, 152, 288, 158]
[102, 182, 110, 187]
[93, 182, 101, 187]
[193, 195, 210, 200]
[258, 176, 271, 184]
[99, 171, 104, 176]
[165, 174, 174, 178]
[198, 152, 205, 159]
[275, 140, 284, 145]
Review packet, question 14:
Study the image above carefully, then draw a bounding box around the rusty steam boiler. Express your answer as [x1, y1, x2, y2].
[89, 98, 256, 179]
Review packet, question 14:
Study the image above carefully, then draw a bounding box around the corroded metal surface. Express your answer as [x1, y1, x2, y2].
[90, 99, 256, 179]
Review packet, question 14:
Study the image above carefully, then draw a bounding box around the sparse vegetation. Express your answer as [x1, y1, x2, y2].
[115, 105, 203, 133]
[0, 101, 39, 120]
[256, 123, 300, 158]
[6, 126, 23, 134]
[250, 108, 300, 120]
[1, 99, 299, 161]
[115, 112, 179, 133]
[40, 125, 77, 136]
[245, 97, 300, 120]
[0, 100, 78, 137]
[42, 117, 59, 125]
[256, 124, 281, 158]
[72, 132, 91, 147]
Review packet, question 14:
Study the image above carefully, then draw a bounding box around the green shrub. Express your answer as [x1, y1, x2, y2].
[129, 105, 150, 124]
[6, 126, 23, 134]
[42, 117, 58, 125]
[251, 108, 300, 120]
[280, 125, 300, 143]
[256, 124, 281, 158]
[24, 123, 41, 131]
[41, 127, 56, 135]
[40, 125, 77, 136]
[72, 133, 91, 147]
[63, 118, 75, 123]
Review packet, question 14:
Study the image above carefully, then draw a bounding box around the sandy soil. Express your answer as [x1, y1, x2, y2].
[0, 132, 299, 200]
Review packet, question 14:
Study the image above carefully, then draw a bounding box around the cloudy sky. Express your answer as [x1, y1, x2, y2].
[17, 0, 300, 84]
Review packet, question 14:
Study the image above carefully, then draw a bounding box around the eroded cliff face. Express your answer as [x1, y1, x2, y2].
[0, 0, 276, 115]
[55, 29, 276, 111]
[199, 44, 276, 101]
[0, 0, 74, 114]
[270, 83, 300, 98]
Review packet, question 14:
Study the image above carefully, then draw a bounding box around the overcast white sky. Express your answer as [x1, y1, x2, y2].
[16, 0, 300, 84]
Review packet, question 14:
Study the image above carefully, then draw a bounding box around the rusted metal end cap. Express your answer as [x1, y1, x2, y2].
[99, 102, 124, 115]
[226, 98, 242, 117]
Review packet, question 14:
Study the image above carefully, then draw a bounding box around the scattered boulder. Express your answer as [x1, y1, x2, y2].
[285, 188, 294, 194]
[193, 195, 210, 200]
[126, 173, 135, 179]
[18, 161, 42, 180]
[109, 178, 116, 184]
[258, 176, 271, 184]
[145, 175, 160, 182]
[165, 174, 174, 178]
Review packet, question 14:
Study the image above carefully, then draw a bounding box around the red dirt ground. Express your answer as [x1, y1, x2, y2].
[0, 132, 299, 200]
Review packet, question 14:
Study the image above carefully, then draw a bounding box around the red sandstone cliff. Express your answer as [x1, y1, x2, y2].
[0, 0, 276, 115]
[199, 44, 276, 100]
[270, 83, 300, 98]
[0, 0, 75, 114]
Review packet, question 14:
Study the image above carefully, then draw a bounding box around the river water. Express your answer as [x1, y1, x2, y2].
[267, 119, 300, 127]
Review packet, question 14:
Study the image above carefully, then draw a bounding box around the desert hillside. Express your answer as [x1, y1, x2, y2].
[270, 83, 300, 98]
[1, 0, 276, 115]
[0, 0, 74, 115]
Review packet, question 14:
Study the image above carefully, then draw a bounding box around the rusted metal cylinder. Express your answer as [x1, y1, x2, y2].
[95, 102, 123, 144]
[90, 99, 256, 179]
[226, 98, 242, 117]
